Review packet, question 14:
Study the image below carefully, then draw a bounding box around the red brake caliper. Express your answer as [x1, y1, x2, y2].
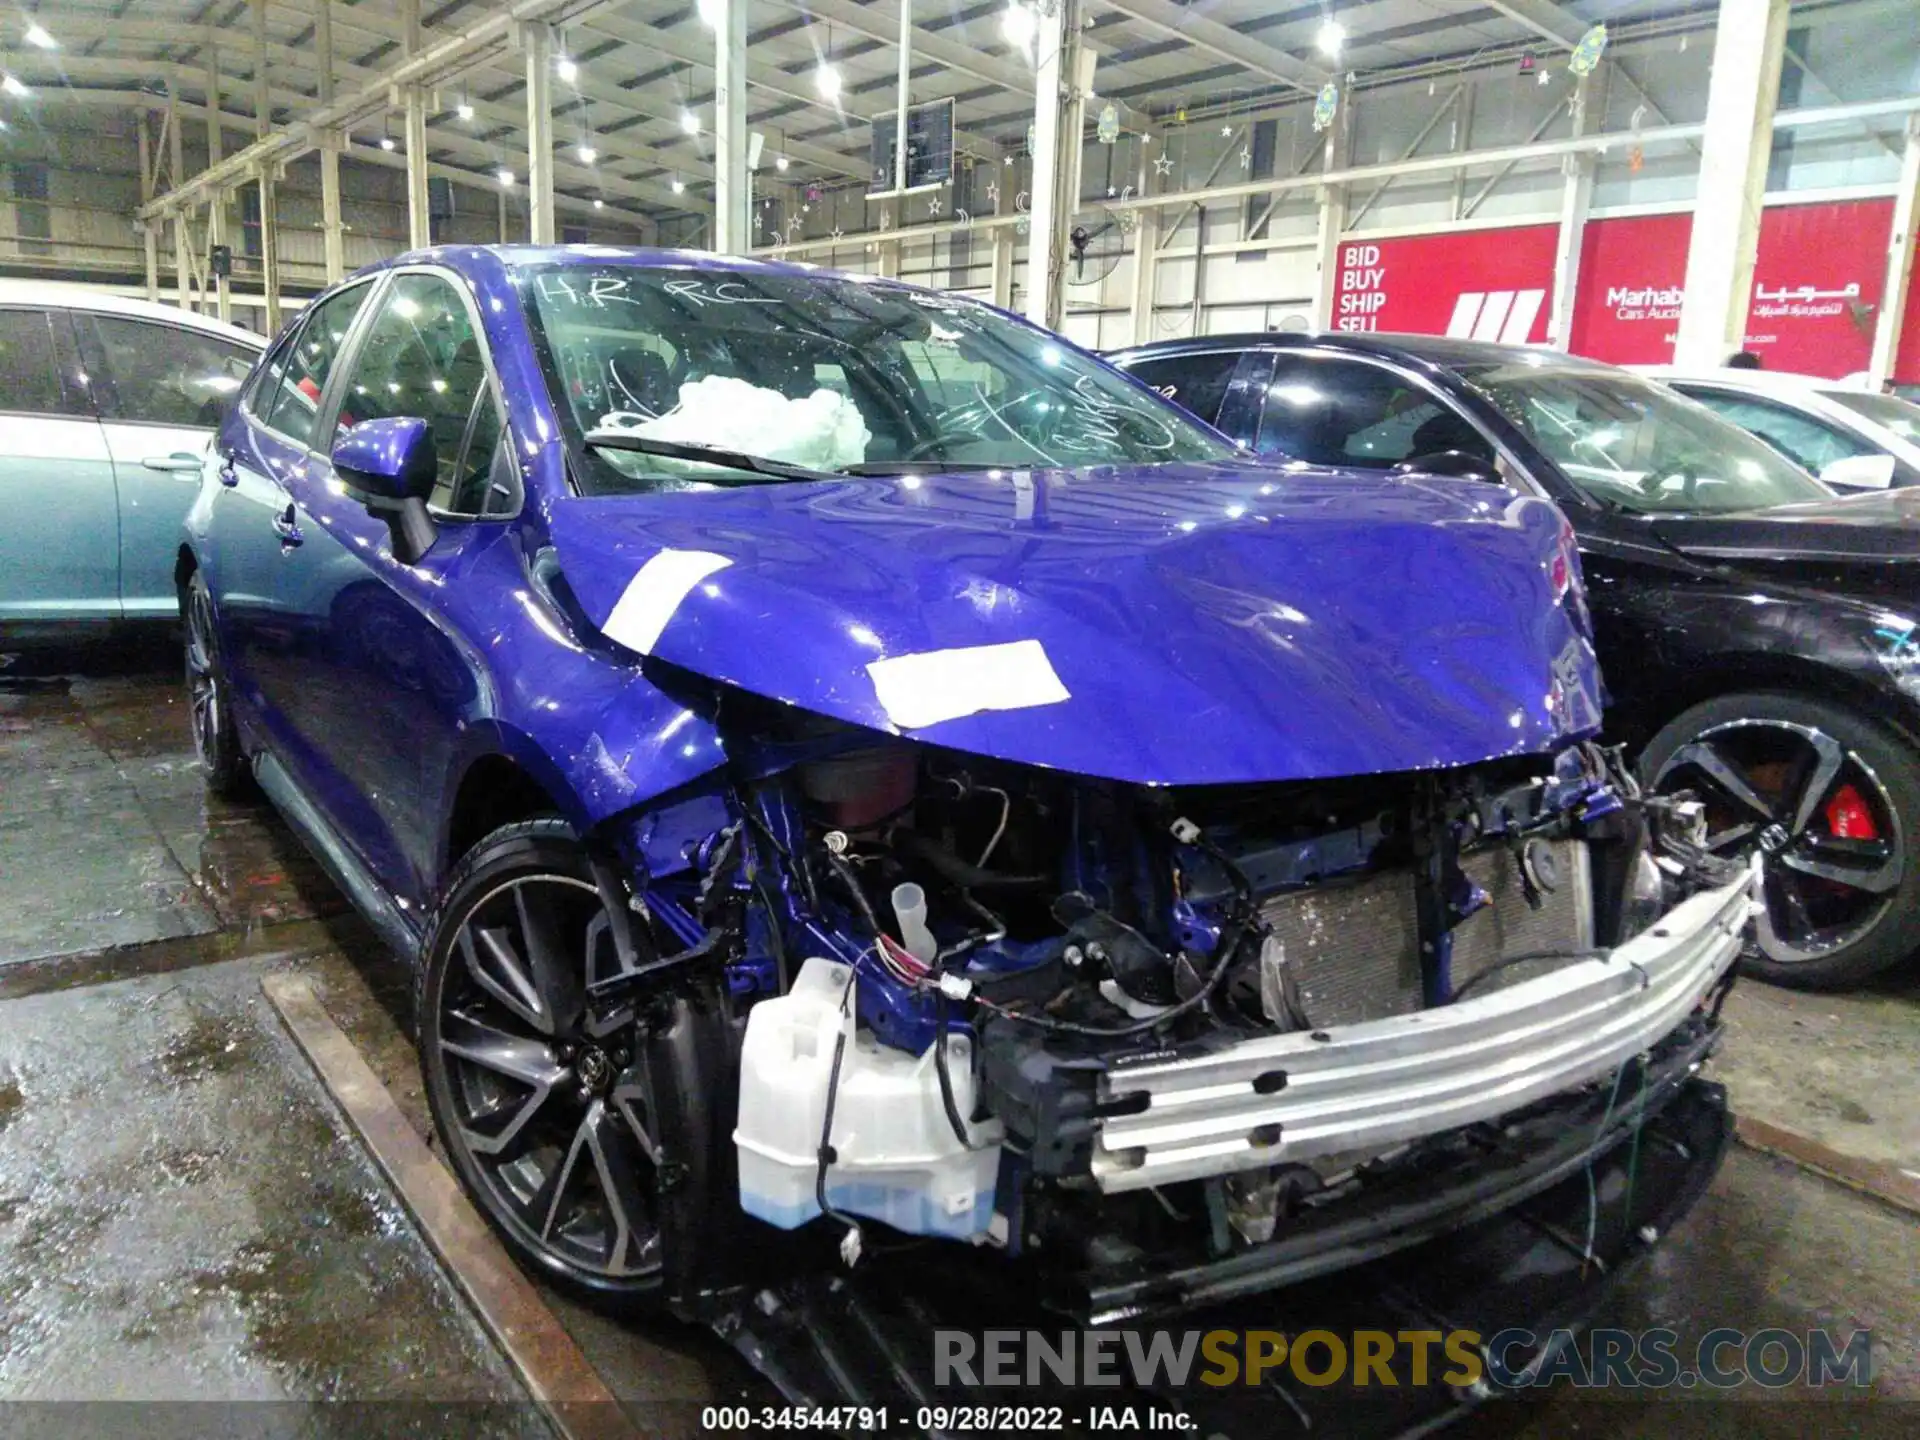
[1825, 784, 1879, 840]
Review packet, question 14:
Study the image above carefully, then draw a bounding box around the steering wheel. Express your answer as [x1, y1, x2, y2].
[902, 388, 1052, 461]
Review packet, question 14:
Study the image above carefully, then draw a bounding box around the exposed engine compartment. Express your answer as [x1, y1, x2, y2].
[584, 683, 1744, 1317]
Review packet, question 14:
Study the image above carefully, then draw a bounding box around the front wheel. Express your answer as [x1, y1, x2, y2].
[417, 818, 668, 1311]
[1641, 692, 1920, 989]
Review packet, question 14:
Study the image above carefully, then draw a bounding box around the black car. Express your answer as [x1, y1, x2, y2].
[1109, 332, 1920, 989]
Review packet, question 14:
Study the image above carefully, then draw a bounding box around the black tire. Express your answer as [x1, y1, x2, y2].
[417, 817, 668, 1312]
[1641, 691, 1920, 990]
[183, 569, 252, 799]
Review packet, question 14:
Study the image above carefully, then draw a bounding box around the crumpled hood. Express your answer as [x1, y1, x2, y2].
[548, 463, 1602, 786]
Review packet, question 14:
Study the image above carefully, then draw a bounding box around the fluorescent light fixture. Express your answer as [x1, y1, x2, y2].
[775, 154, 790, 172]
[497, 167, 515, 187]
[593, 197, 605, 209]
[24, 23, 55, 49]
[1316, 18, 1345, 56]
[696, 0, 724, 27]
[680, 107, 699, 135]
[456, 101, 474, 121]
[379, 134, 396, 151]
[2, 74, 30, 97]
[556, 55, 578, 82]
[1001, 2, 1036, 52]
[671, 174, 687, 194]
[577, 143, 598, 164]
[814, 62, 841, 101]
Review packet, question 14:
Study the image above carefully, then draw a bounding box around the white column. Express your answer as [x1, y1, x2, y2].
[174, 212, 193, 312]
[1023, 0, 1079, 330]
[403, 0, 430, 249]
[144, 226, 160, 304]
[1673, 0, 1790, 367]
[989, 225, 1014, 309]
[525, 23, 556, 244]
[258, 164, 282, 334]
[713, 0, 749, 252]
[1129, 206, 1159, 346]
[1869, 117, 1920, 389]
[204, 46, 231, 323]
[1548, 74, 1594, 351]
[316, 1, 345, 282]
[1308, 119, 1348, 332]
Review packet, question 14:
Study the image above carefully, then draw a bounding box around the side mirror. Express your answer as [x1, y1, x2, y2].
[1819, 453, 1897, 491]
[332, 417, 438, 562]
[1393, 449, 1502, 484]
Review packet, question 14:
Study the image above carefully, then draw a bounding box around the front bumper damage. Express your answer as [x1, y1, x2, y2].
[1095, 859, 1757, 1192]
[709, 862, 1754, 1436]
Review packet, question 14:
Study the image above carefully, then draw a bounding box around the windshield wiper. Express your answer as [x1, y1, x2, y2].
[583, 432, 842, 484]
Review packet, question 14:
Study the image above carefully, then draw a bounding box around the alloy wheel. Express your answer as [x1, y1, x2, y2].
[185, 582, 222, 767]
[1651, 718, 1903, 965]
[432, 874, 662, 1280]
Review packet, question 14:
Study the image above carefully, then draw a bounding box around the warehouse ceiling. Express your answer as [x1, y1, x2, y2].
[0, 0, 1871, 222]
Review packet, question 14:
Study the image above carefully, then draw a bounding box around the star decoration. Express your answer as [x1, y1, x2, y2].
[927, 194, 943, 217]
[1537, 69, 1552, 86]
[1239, 145, 1252, 169]
[1152, 153, 1174, 176]
[1107, 186, 1117, 197]
[1221, 123, 1233, 137]
[1004, 155, 1015, 166]
[986, 181, 1000, 204]
[830, 226, 844, 240]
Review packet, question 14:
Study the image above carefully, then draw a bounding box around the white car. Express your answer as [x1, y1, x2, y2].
[0, 281, 264, 634]
[1642, 365, 1920, 491]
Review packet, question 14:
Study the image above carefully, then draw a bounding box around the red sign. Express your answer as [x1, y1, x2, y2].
[1329, 224, 1558, 342]
[1570, 200, 1896, 378]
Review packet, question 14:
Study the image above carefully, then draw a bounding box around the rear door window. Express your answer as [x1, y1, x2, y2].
[1679, 388, 1877, 474]
[82, 315, 256, 429]
[0, 308, 82, 417]
[1118, 350, 1243, 427]
[1257, 354, 1495, 469]
[252, 281, 374, 448]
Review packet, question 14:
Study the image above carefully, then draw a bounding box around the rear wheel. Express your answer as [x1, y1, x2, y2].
[418, 818, 667, 1310]
[184, 570, 250, 798]
[1642, 692, 1920, 989]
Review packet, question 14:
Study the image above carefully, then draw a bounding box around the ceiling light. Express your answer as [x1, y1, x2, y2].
[696, 0, 724, 28]
[23, 23, 55, 50]
[1001, 2, 1037, 52]
[775, 154, 790, 172]
[497, 167, 515, 187]
[680, 107, 700, 136]
[593, 197, 605, 209]
[556, 55, 578, 82]
[2, 74, 30, 97]
[1316, 18, 1345, 57]
[578, 143, 598, 164]
[379, 133, 396, 151]
[456, 100, 474, 121]
[814, 62, 841, 102]
[671, 175, 686, 194]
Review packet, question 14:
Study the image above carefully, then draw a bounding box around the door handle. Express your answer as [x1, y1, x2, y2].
[271, 502, 304, 548]
[142, 453, 205, 475]
[217, 451, 239, 488]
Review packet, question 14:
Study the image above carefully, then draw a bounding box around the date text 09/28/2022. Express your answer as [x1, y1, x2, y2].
[699, 1408, 1192, 1433]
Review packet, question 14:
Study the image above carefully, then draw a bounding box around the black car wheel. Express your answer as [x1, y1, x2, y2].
[1642, 692, 1920, 989]
[418, 818, 666, 1309]
[184, 570, 251, 798]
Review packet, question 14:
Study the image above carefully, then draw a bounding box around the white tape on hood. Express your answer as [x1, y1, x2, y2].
[602, 548, 733, 655]
[865, 639, 1071, 730]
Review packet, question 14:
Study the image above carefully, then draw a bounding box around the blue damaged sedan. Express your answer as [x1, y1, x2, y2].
[180, 245, 1752, 1423]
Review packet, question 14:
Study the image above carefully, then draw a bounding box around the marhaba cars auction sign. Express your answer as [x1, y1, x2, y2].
[1329, 198, 1920, 382]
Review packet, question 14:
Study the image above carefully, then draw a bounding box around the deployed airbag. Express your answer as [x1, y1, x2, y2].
[601, 375, 872, 471]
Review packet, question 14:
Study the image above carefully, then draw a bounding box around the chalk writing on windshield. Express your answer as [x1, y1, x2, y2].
[533, 271, 781, 310]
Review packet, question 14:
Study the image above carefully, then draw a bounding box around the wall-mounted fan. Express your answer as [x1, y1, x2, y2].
[1065, 210, 1126, 286]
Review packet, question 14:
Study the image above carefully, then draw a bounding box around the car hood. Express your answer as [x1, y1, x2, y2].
[547, 463, 1601, 786]
[1651, 488, 1920, 563]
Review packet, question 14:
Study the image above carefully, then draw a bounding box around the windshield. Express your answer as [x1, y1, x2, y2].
[520, 264, 1234, 492]
[1826, 389, 1920, 444]
[1459, 364, 1831, 514]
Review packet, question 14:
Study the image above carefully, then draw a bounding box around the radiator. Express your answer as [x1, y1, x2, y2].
[1258, 840, 1592, 1028]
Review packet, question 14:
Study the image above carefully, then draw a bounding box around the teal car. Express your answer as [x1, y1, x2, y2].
[0, 282, 262, 635]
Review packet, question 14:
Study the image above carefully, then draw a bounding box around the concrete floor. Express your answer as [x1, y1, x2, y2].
[3, 637, 1917, 1436]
